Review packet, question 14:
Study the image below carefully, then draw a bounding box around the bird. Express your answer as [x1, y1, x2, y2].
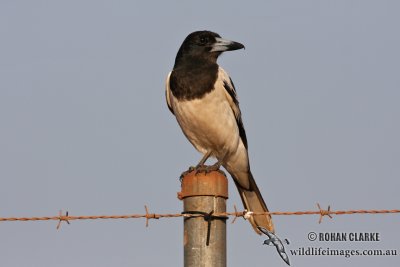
[165, 30, 274, 234]
[258, 226, 290, 265]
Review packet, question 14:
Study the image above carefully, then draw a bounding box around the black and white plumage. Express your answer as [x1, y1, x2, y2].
[165, 30, 274, 234]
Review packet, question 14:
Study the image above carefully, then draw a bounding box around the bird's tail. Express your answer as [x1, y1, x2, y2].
[234, 171, 275, 234]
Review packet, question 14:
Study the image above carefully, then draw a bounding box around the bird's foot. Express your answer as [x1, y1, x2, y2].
[180, 163, 225, 181]
[180, 166, 196, 181]
[194, 162, 223, 175]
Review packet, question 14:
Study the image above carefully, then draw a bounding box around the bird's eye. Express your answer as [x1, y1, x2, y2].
[199, 36, 208, 44]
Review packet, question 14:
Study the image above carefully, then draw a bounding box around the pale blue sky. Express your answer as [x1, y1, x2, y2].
[1, 1, 399, 266]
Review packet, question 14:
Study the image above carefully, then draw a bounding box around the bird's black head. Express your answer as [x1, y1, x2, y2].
[174, 30, 245, 67]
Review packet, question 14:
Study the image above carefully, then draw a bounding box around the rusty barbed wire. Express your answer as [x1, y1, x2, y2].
[0, 204, 399, 229]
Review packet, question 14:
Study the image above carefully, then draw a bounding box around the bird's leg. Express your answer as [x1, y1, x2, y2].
[180, 151, 212, 180]
[196, 153, 226, 176]
[194, 151, 213, 174]
[195, 159, 224, 175]
[195, 151, 212, 169]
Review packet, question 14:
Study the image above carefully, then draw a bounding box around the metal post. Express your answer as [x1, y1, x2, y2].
[178, 170, 228, 267]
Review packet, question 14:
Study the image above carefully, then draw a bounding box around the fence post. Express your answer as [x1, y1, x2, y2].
[178, 170, 228, 267]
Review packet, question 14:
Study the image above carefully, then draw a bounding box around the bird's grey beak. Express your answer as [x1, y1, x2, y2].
[210, 37, 245, 52]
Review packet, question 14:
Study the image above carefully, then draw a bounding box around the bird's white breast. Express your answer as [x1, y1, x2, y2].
[170, 80, 240, 159]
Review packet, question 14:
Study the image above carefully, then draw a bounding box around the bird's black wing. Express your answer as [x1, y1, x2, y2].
[221, 70, 248, 149]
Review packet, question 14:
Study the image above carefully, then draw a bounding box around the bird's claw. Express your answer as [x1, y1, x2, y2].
[179, 166, 196, 181]
[180, 164, 225, 181]
[194, 163, 222, 175]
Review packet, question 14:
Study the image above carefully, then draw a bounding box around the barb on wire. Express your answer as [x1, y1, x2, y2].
[144, 205, 159, 227]
[56, 210, 70, 230]
[231, 204, 245, 224]
[317, 203, 332, 223]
